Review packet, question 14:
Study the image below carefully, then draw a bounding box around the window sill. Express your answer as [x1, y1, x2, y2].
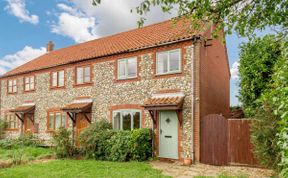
[7, 92, 18, 95]
[73, 82, 93, 88]
[115, 77, 140, 83]
[45, 130, 55, 133]
[23, 89, 36, 94]
[154, 71, 183, 79]
[50, 86, 66, 90]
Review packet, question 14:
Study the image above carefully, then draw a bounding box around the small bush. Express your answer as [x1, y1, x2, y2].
[106, 131, 131, 161]
[129, 128, 152, 161]
[0, 120, 6, 139]
[0, 133, 41, 149]
[79, 120, 152, 162]
[52, 127, 74, 158]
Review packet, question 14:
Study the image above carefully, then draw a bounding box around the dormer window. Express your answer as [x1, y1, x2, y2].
[24, 76, 35, 91]
[7, 79, 17, 94]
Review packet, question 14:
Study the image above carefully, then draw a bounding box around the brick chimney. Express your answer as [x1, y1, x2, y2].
[46, 41, 54, 52]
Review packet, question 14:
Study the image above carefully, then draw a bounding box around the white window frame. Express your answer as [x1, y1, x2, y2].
[112, 109, 142, 130]
[8, 79, 17, 93]
[156, 48, 182, 75]
[117, 57, 137, 80]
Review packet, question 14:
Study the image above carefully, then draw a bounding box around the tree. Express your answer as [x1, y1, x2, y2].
[238, 35, 281, 117]
[92, 0, 288, 38]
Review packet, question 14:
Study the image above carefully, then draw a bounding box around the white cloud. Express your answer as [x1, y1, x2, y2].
[51, 0, 176, 43]
[5, 0, 39, 25]
[0, 46, 46, 75]
[230, 61, 240, 80]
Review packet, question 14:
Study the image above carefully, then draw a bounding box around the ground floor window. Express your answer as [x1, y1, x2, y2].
[47, 112, 67, 131]
[5, 113, 18, 130]
[112, 109, 141, 130]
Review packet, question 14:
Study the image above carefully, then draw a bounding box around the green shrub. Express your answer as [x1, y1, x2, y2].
[129, 128, 152, 161]
[0, 120, 6, 139]
[0, 133, 41, 149]
[79, 120, 152, 162]
[107, 131, 131, 162]
[52, 127, 74, 158]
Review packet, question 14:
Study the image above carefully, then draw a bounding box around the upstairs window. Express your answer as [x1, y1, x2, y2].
[156, 49, 181, 75]
[76, 66, 91, 85]
[51, 70, 65, 88]
[5, 113, 18, 130]
[7, 79, 17, 93]
[117, 57, 137, 79]
[24, 76, 35, 91]
[112, 110, 141, 130]
[48, 112, 67, 131]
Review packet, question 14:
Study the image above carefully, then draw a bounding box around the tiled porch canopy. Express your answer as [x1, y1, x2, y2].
[142, 92, 185, 126]
[61, 98, 93, 124]
[10, 104, 35, 114]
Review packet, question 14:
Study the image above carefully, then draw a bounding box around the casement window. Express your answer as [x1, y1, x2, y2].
[156, 49, 181, 75]
[24, 76, 35, 91]
[76, 66, 91, 85]
[117, 57, 137, 79]
[7, 79, 17, 93]
[112, 109, 141, 130]
[51, 70, 65, 87]
[5, 113, 18, 130]
[47, 112, 67, 131]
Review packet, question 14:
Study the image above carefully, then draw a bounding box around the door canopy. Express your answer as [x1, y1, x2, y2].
[9, 102, 35, 123]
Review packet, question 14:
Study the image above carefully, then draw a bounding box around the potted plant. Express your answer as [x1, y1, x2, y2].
[183, 151, 192, 166]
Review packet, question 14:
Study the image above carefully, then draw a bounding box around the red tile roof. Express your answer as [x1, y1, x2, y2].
[62, 102, 92, 112]
[10, 105, 35, 113]
[3, 18, 207, 77]
[143, 96, 184, 107]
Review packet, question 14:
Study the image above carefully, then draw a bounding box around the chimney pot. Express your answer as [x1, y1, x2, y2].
[47, 41, 54, 52]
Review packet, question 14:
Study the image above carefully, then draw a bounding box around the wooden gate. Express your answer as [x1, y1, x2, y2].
[200, 114, 258, 166]
[200, 114, 228, 165]
[228, 119, 258, 165]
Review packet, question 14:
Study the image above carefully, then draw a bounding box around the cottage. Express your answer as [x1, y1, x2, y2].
[0, 18, 230, 162]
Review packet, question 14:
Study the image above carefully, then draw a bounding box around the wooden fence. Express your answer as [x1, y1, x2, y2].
[200, 114, 258, 166]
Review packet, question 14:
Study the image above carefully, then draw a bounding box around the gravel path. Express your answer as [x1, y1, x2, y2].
[151, 161, 275, 178]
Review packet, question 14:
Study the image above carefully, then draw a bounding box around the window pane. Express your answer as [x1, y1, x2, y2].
[49, 113, 54, 129]
[157, 53, 168, 74]
[122, 111, 131, 130]
[62, 114, 66, 128]
[55, 113, 61, 129]
[84, 67, 90, 83]
[25, 83, 30, 91]
[169, 50, 180, 72]
[13, 80, 17, 85]
[77, 67, 83, 84]
[8, 80, 12, 87]
[13, 85, 17, 92]
[127, 58, 137, 77]
[118, 60, 126, 78]
[14, 115, 18, 128]
[58, 71, 64, 87]
[113, 112, 121, 130]
[52, 72, 58, 87]
[8, 86, 12, 93]
[30, 77, 35, 90]
[25, 77, 29, 84]
[133, 112, 141, 129]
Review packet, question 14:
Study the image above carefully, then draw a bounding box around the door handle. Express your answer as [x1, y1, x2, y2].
[165, 135, 172, 138]
[160, 129, 163, 134]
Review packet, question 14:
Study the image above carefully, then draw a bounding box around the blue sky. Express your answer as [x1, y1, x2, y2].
[0, 0, 245, 106]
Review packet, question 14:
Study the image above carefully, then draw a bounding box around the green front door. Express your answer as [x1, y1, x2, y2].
[159, 111, 178, 159]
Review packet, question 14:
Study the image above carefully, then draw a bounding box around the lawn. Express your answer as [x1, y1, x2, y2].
[0, 160, 170, 178]
[0, 147, 53, 161]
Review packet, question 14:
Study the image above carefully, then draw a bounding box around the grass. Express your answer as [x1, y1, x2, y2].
[0, 147, 53, 161]
[0, 160, 170, 178]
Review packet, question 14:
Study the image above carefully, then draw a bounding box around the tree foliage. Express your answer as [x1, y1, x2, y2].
[238, 35, 281, 117]
[92, 0, 288, 38]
